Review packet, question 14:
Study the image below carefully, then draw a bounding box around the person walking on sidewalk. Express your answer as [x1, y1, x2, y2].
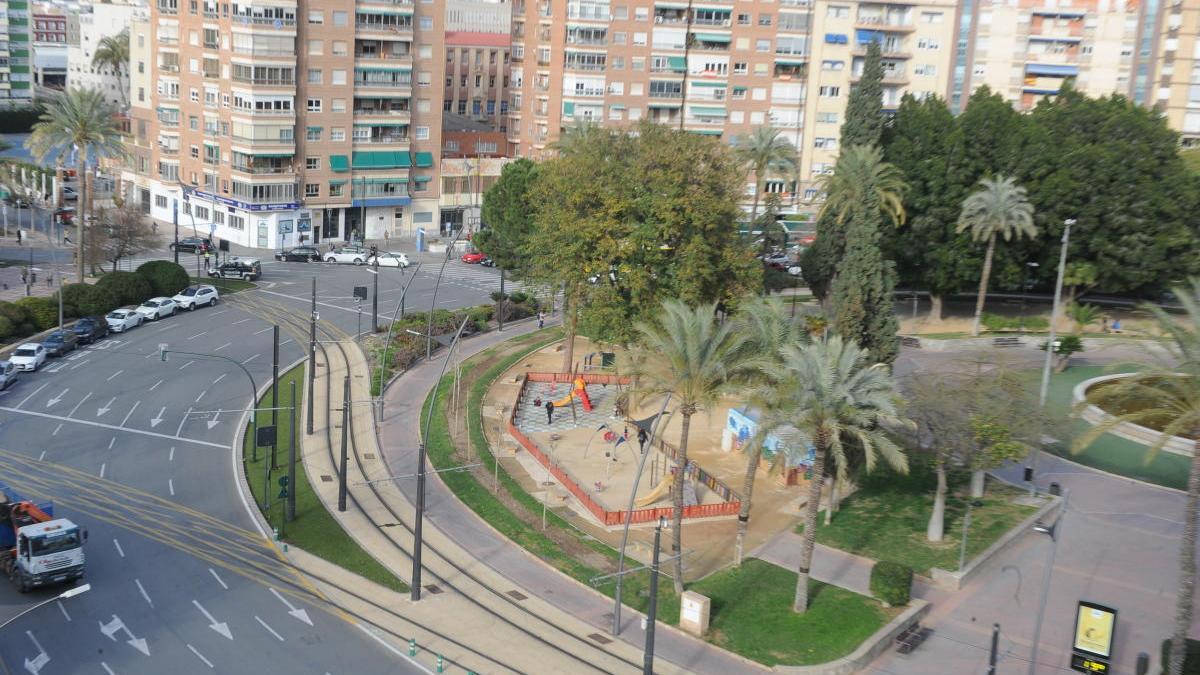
[545, 399, 555, 425]
[537, 311, 545, 329]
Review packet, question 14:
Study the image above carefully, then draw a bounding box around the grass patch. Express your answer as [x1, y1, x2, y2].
[1182, 147, 1200, 174]
[243, 363, 408, 592]
[803, 462, 1037, 575]
[693, 558, 895, 666]
[191, 276, 255, 294]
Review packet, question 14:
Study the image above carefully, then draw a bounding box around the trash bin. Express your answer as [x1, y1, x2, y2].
[1049, 482, 1061, 496]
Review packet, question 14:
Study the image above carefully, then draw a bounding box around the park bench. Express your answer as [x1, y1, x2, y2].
[895, 623, 933, 654]
[992, 336, 1022, 348]
[899, 336, 921, 348]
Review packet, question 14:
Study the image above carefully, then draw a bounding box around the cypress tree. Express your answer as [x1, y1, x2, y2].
[830, 204, 899, 364]
[840, 40, 885, 150]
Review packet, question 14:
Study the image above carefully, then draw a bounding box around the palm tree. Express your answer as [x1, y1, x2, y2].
[817, 144, 906, 229]
[1074, 278, 1200, 675]
[734, 127, 798, 246]
[91, 28, 130, 107]
[956, 175, 1037, 337]
[634, 299, 749, 593]
[27, 88, 127, 283]
[776, 335, 909, 613]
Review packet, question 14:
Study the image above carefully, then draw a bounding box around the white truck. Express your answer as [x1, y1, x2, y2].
[0, 483, 86, 592]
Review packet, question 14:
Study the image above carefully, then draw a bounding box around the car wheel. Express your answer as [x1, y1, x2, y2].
[353, 258, 363, 265]
[209, 297, 216, 307]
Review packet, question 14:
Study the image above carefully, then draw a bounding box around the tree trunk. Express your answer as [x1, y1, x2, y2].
[824, 475, 837, 526]
[1167, 435, 1200, 675]
[75, 151, 87, 283]
[970, 233, 997, 337]
[929, 294, 944, 322]
[793, 438, 827, 613]
[751, 176, 763, 256]
[927, 459, 947, 542]
[970, 469, 985, 499]
[732, 446, 761, 567]
[671, 410, 693, 595]
[560, 287, 578, 372]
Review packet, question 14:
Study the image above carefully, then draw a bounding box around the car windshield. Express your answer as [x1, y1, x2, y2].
[107, 311, 124, 319]
[180, 288, 197, 296]
[140, 301, 157, 308]
[30, 530, 80, 556]
[76, 319, 93, 326]
[45, 334, 62, 342]
[14, 348, 35, 357]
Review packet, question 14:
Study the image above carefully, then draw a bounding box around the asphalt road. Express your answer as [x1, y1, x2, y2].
[0, 292, 443, 673]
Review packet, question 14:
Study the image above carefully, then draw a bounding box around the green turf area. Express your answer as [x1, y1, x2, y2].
[242, 363, 408, 592]
[190, 276, 255, 294]
[1031, 364, 1188, 490]
[802, 463, 1037, 575]
[691, 558, 895, 666]
[1182, 148, 1200, 174]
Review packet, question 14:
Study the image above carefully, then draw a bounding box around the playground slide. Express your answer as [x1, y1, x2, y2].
[635, 475, 673, 508]
[551, 376, 594, 412]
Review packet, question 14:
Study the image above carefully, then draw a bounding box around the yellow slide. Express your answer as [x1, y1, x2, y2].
[635, 475, 674, 508]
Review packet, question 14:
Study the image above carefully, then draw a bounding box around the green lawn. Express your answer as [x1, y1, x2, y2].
[692, 559, 895, 666]
[1182, 147, 1200, 174]
[242, 364, 408, 592]
[191, 276, 255, 294]
[803, 463, 1037, 576]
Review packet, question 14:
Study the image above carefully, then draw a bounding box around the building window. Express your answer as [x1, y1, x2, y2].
[306, 157, 320, 170]
[415, 126, 429, 140]
[308, 69, 322, 84]
[816, 111, 838, 123]
[758, 13, 772, 26]
[332, 40, 347, 56]
[819, 85, 840, 97]
[756, 39, 771, 52]
[307, 127, 322, 141]
[308, 40, 322, 55]
[332, 98, 346, 112]
[332, 10, 347, 26]
[307, 98, 321, 112]
[305, 183, 320, 197]
[419, 16, 432, 29]
[920, 11, 943, 23]
[307, 9, 322, 23]
[228, 214, 245, 230]
[331, 128, 345, 141]
[155, 194, 168, 209]
[822, 60, 844, 71]
[827, 5, 849, 18]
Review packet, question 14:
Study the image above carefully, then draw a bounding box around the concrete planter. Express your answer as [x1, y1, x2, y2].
[1073, 373, 1194, 456]
[930, 496, 1060, 591]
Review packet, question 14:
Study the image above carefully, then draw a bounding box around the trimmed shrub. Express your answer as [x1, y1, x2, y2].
[0, 315, 14, 339]
[61, 283, 118, 319]
[870, 561, 912, 607]
[96, 271, 153, 307]
[136, 260, 190, 297]
[0, 301, 31, 330]
[981, 312, 1049, 333]
[15, 296, 58, 331]
[0, 106, 44, 134]
[1161, 638, 1200, 674]
[509, 291, 529, 305]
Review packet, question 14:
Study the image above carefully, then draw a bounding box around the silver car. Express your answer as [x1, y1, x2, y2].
[106, 308, 144, 333]
[0, 360, 19, 389]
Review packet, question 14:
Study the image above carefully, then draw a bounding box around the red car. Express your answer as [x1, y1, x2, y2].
[461, 251, 487, 264]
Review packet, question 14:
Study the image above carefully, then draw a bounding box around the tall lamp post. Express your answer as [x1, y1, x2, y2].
[0, 584, 90, 630]
[643, 516, 666, 675]
[1019, 261, 1039, 334]
[1027, 489, 1069, 675]
[160, 346, 259, 469]
[1028, 219, 1072, 495]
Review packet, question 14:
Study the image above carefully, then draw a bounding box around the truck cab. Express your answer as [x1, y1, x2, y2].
[11, 520, 86, 591]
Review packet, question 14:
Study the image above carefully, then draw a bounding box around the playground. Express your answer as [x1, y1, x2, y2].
[480, 337, 813, 577]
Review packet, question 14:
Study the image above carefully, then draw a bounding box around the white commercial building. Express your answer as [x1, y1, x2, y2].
[66, 0, 145, 105]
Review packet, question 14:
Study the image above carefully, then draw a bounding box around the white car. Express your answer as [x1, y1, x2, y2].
[367, 251, 410, 268]
[0, 360, 19, 389]
[324, 246, 369, 265]
[172, 284, 219, 310]
[9, 344, 46, 372]
[135, 297, 178, 321]
[106, 308, 144, 333]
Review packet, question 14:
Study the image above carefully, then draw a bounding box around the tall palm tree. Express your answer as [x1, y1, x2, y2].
[1075, 278, 1200, 675]
[734, 127, 798, 244]
[27, 88, 127, 283]
[634, 299, 749, 593]
[817, 144, 906, 229]
[91, 28, 130, 107]
[777, 335, 909, 613]
[956, 175, 1037, 336]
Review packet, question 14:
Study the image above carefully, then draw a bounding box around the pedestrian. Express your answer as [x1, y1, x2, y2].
[383, 230, 390, 246]
[351, 227, 358, 244]
[637, 427, 648, 450]
[63, 233, 71, 245]
[19, 268, 26, 285]
[15, 229, 21, 245]
[204, 250, 211, 271]
[151, 221, 158, 234]
[1101, 316, 1109, 333]
[545, 399, 555, 425]
[537, 311, 544, 329]
[1112, 318, 1122, 334]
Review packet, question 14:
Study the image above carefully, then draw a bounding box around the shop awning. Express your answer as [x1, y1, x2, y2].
[329, 155, 349, 172]
[414, 175, 432, 183]
[667, 56, 687, 71]
[352, 151, 411, 169]
[1025, 63, 1079, 77]
[328, 179, 347, 186]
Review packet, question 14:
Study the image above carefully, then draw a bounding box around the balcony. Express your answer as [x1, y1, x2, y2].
[232, 46, 296, 57]
[353, 107, 410, 118]
[230, 106, 296, 117]
[851, 70, 908, 85]
[355, 40, 410, 60]
[357, 0, 413, 5]
[654, 10, 687, 24]
[353, 134, 409, 145]
[852, 44, 909, 59]
[355, 19, 413, 35]
[854, 16, 914, 32]
[231, 75, 296, 87]
[232, 163, 294, 175]
[156, 2, 178, 15]
[232, 14, 298, 31]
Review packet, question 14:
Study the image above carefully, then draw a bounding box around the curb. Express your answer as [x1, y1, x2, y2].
[773, 600, 931, 675]
[929, 496, 1060, 592]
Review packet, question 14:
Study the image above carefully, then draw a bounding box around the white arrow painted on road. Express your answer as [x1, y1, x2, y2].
[192, 600, 233, 640]
[98, 615, 150, 656]
[149, 407, 166, 428]
[45, 388, 68, 407]
[207, 410, 221, 430]
[96, 397, 115, 416]
[269, 587, 313, 626]
[23, 631, 48, 674]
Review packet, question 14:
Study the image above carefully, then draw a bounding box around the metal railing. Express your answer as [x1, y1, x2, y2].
[232, 15, 297, 27]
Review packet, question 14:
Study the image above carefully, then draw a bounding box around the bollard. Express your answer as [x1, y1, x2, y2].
[408, 638, 416, 657]
[436, 655, 444, 673]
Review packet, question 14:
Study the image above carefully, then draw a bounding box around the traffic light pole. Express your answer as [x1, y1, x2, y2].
[307, 277, 316, 435]
[287, 379, 297, 522]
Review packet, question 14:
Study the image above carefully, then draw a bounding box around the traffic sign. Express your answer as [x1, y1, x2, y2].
[256, 425, 277, 447]
[278, 475, 289, 487]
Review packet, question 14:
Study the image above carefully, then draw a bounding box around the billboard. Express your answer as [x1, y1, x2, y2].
[1071, 601, 1117, 673]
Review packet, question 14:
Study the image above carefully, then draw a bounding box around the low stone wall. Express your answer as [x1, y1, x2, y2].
[930, 496, 1060, 591]
[773, 600, 931, 675]
[1074, 373, 1194, 456]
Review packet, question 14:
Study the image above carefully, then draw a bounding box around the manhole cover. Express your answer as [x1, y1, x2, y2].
[506, 590, 527, 601]
[587, 633, 612, 645]
[363, 453, 375, 460]
[424, 584, 443, 594]
[321, 475, 333, 482]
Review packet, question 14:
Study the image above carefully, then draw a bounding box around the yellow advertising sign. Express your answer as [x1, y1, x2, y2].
[1073, 602, 1117, 659]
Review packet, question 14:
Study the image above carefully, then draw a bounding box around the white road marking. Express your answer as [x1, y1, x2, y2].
[192, 600, 234, 640]
[135, 579, 153, 607]
[253, 326, 273, 335]
[148, 378, 164, 391]
[120, 401, 140, 427]
[108, 437, 116, 449]
[187, 332, 206, 341]
[212, 373, 226, 385]
[214, 342, 231, 352]
[176, 407, 193, 437]
[209, 309, 229, 316]
[169, 446, 175, 462]
[101, 663, 114, 675]
[280, 339, 293, 347]
[186, 644, 214, 669]
[232, 318, 252, 325]
[52, 423, 61, 436]
[99, 463, 106, 478]
[241, 354, 259, 365]
[113, 539, 124, 558]
[195, 390, 207, 403]
[44, 388, 71, 407]
[150, 407, 166, 427]
[67, 391, 92, 417]
[68, 358, 91, 370]
[96, 396, 115, 417]
[269, 588, 314, 626]
[255, 616, 284, 642]
[168, 479, 174, 496]
[106, 370, 123, 382]
[0, 405, 228, 449]
[178, 359, 196, 371]
[355, 623, 432, 672]
[208, 568, 228, 590]
[37, 451, 44, 461]
[15, 382, 48, 409]
[56, 600, 70, 622]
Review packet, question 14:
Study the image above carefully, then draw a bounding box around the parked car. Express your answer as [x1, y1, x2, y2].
[169, 236, 213, 254]
[366, 251, 410, 268]
[54, 207, 75, 226]
[42, 330, 79, 357]
[172, 284, 219, 310]
[105, 308, 144, 333]
[61, 186, 78, 202]
[71, 316, 109, 344]
[209, 257, 261, 280]
[324, 246, 369, 265]
[136, 297, 178, 321]
[276, 246, 321, 262]
[9, 343, 46, 371]
[461, 251, 487, 264]
[787, 265, 803, 277]
[0, 360, 19, 390]
[480, 257, 495, 267]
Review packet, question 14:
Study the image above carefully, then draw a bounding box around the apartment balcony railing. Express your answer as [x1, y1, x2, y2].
[203, 9, 218, 18]
[156, 3, 178, 15]
[356, 0, 413, 5]
[854, 16, 914, 31]
[159, 64, 179, 73]
[233, 47, 295, 56]
[353, 135, 409, 144]
[230, 107, 296, 116]
[231, 76, 296, 86]
[692, 17, 731, 26]
[355, 80, 412, 89]
[563, 62, 604, 71]
[231, 135, 296, 145]
[159, 35, 178, 45]
[355, 21, 412, 33]
[232, 15, 298, 28]
[158, 146, 179, 156]
[353, 107, 410, 116]
[354, 51, 411, 60]
[232, 164, 294, 175]
[648, 91, 684, 99]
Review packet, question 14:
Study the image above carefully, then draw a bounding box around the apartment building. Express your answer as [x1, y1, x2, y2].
[445, 0, 510, 131]
[67, 1, 145, 107]
[1152, 0, 1200, 145]
[123, 0, 448, 249]
[0, 0, 35, 106]
[32, 4, 67, 89]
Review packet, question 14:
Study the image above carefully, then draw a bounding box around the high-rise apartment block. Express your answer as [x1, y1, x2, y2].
[125, 0, 448, 249]
[444, 0, 511, 132]
[0, 0, 34, 106]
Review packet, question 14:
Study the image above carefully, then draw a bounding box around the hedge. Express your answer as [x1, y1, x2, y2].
[15, 296, 58, 332]
[136, 260, 189, 298]
[0, 106, 44, 134]
[95, 271, 153, 307]
[60, 283, 118, 318]
[869, 560, 912, 607]
[981, 312, 1049, 333]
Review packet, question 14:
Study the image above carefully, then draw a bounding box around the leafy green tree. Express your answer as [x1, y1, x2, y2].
[778, 335, 908, 613]
[1067, 302, 1102, 333]
[91, 28, 130, 107]
[476, 158, 539, 275]
[733, 126, 798, 243]
[633, 299, 749, 593]
[1075, 278, 1200, 675]
[840, 40, 884, 149]
[957, 176, 1037, 336]
[1062, 261, 1099, 309]
[27, 88, 126, 283]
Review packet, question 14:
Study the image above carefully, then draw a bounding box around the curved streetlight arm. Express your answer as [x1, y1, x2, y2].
[0, 584, 91, 630]
[424, 226, 467, 361]
[159, 348, 258, 401]
[375, 261, 423, 415]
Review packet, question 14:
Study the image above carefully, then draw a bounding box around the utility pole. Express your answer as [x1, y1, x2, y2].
[337, 374, 350, 512]
[307, 276, 316, 435]
[172, 199, 179, 264]
[643, 517, 665, 675]
[271, 325, 279, 470]
[371, 257, 379, 333]
[1030, 219, 1072, 495]
[497, 268, 505, 331]
[987, 623, 1000, 675]
[287, 379, 297, 522]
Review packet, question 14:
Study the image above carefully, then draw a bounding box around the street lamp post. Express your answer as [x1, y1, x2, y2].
[1028, 220, 1072, 495]
[160, 346, 259, 471]
[424, 226, 465, 361]
[643, 516, 666, 675]
[1027, 489, 1069, 675]
[375, 262, 422, 419]
[1019, 261, 1040, 335]
[0, 584, 90, 631]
